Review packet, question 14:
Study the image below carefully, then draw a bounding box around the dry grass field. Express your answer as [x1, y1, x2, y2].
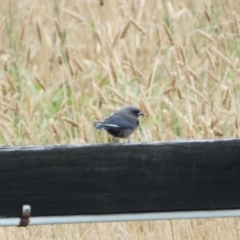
[1, 0, 240, 239]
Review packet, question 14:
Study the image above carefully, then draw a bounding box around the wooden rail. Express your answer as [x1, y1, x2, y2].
[0, 139, 240, 221]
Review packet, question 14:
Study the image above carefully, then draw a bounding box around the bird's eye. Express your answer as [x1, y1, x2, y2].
[132, 110, 139, 114]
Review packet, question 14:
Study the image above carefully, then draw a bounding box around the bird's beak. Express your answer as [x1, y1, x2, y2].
[138, 111, 144, 116]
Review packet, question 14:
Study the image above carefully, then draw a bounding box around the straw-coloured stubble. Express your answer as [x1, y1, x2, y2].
[4, 71, 16, 91]
[49, 118, 61, 139]
[90, 104, 102, 121]
[0, 122, 15, 143]
[233, 12, 240, 38]
[21, 121, 33, 141]
[61, 117, 79, 128]
[107, 86, 129, 104]
[35, 76, 46, 90]
[36, 21, 42, 45]
[163, 22, 174, 44]
[80, 115, 89, 143]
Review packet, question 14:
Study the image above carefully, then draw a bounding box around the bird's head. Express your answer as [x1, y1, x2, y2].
[124, 106, 144, 117]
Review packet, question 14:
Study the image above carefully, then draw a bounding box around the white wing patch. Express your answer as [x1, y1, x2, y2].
[101, 123, 120, 128]
[95, 122, 120, 130]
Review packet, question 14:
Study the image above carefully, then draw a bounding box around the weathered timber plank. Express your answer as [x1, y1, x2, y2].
[0, 139, 240, 217]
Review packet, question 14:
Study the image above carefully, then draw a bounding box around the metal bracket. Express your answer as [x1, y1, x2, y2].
[19, 205, 31, 227]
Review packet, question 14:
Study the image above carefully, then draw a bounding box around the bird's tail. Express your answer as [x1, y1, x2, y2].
[93, 121, 104, 129]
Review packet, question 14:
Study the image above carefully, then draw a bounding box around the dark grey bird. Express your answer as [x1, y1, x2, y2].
[94, 105, 144, 142]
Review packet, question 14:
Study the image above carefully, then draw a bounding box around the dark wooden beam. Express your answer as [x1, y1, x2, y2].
[0, 139, 240, 217]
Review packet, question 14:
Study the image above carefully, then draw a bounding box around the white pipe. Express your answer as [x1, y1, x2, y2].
[1, 209, 240, 227]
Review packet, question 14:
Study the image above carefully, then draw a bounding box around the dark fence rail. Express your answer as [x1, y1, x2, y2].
[0, 139, 240, 219]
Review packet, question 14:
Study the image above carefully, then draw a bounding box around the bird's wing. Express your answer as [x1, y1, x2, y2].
[96, 115, 137, 130]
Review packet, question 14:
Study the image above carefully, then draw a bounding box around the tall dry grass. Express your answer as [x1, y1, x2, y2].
[1, 0, 240, 239]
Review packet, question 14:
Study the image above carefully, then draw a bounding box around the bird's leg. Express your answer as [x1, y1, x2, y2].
[113, 137, 119, 143]
[127, 138, 131, 143]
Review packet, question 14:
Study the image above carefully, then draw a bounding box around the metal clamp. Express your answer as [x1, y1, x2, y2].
[19, 205, 31, 227]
